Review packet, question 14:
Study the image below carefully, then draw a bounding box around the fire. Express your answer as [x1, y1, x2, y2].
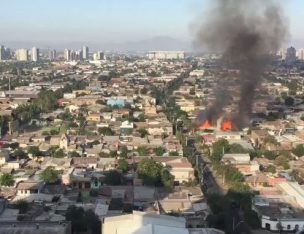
[221, 119, 232, 131]
[199, 120, 212, 130]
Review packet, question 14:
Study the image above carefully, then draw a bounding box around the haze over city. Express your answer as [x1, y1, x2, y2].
[1, 1, 304, 234]
[0, 0, 303, 50]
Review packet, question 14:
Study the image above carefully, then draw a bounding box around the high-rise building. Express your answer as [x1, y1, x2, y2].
[31, 47, 39, 62]
[16, 49, 28, 61]
[277, 48, 286, 60]
[147, 51, 185, 60]
[0, 45, 5, 60]
[64, 49, 71, 61]
[298, 49, 304, 60]
[285, 47, 297, 64]
[93, 51, 105, 60]
[4, 48, 11, 59]
[82, 46, 89, 60]
[48, 49, 56, 60]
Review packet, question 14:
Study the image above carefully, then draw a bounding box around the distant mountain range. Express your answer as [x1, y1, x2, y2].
[2, 36, 194, 52]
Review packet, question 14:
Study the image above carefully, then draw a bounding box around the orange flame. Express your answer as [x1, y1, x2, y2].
[200, 120, 212, 130]
[221, 120, 232, 131]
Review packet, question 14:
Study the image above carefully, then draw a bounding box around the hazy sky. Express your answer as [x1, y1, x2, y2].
[0, 0, 303, 48]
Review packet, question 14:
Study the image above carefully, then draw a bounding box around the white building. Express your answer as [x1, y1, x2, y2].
[15, 49, 28, 61]
[49, 49, 56, 60]
[31, 47, 39, 62]
[82, 46, 89, 60]
[64, 49, 71, 61]
[102, 211, 224, 234]
[93, 51, 105, 60]
[147, 51, 185, 60]
[253, 182, 304, 232]
[298, 49, 304, 60]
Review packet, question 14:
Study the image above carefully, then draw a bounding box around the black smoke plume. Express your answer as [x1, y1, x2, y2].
[195, 0, 288, 128]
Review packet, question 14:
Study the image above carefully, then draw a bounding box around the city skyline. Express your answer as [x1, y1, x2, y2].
[0, 0, 303, 50]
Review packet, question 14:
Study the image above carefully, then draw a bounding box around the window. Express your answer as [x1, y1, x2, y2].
[265, 223, 270, 230]
[295, 225, 299, 231]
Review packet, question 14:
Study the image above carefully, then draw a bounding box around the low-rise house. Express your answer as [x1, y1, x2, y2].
[86, 113, 101, 122]
[0, 150, 9, 165]
[72, 157, 98, 169]
[222, 153, 259, 175]
[16, 181, 44, 197]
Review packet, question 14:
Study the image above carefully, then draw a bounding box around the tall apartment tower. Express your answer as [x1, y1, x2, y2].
[82, 46, 89, 60]
[31, 47, 39, 62]
[298, 49, 304, 60]
[286, 47, 297, 64]
[16, 49, 28, 61]
[93, 51, 105, 60]
[49, 49, 56, 60]
[64, 49, 71, 61]
[0, 45, 4, 60]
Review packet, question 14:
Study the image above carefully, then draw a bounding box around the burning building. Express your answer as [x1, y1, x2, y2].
[195, 0, 288, 129]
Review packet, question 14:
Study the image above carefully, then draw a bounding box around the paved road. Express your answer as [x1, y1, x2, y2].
[187, 137, 226, 195]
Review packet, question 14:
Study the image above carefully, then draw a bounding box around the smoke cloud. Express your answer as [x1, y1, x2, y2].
[195, 0, 288, 128]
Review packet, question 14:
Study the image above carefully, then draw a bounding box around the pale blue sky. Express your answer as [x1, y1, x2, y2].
[0, 0, 302, 48]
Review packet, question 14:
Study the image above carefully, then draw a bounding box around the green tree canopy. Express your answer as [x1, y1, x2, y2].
[27, 146, 41, 156]
[119, 146, 129, 158]
[53, 148, 65, 158]
[137, 128, 149, 138]
[137, 146, 148, 156]
[284, 96, 295, 106]
[137, 158, 174, 187]
[40, 166, 60, 184]
[117, 158, 129, 173]
[292, 144, 304, 157]
[211, 139, 230, 162]
[98, 127, 114, 136]
[0, 173, 14, 186]
[65, 205, 100, 234]
[13, 148, 28, 159]
[154, 147, 166, 156]
[104, 170, 122, 185]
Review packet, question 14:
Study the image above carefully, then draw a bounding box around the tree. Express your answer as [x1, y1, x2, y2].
[65, 206, 88, 233]
[161, 169, 174, 189]
[292, 144, 304, 157]
[265, 165, 276, 174]
[119, 146, 129, 158]
[154, 147, 166, 156]
[284, 96, 294, 106]
[263, 150, 277, 160]
[42, 130, 49, 136]
[40, 166, 60, 184]
[16, 200, 30, 214]
[13, 148, 28, 159]
[137, 114, 146, 122]
[229, 143, 248, 154]
[50, 129, 59, 135]
[169, 151, 179, 156]
[0, 173, 14, 186]
[69, 151, 80, 157]
[27, 146, 41, 156]
[104, 170, 122, 185]
[53, 148, 65, 158]
[275, 155, 290, 170]
[98, 127, 114, 136]
[137, 128, 149, 138]
[137, 158, 163, 186]
[211, 139, 230, 162]
[137, 146, 148, 156]
[117, 158, 129, 173]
